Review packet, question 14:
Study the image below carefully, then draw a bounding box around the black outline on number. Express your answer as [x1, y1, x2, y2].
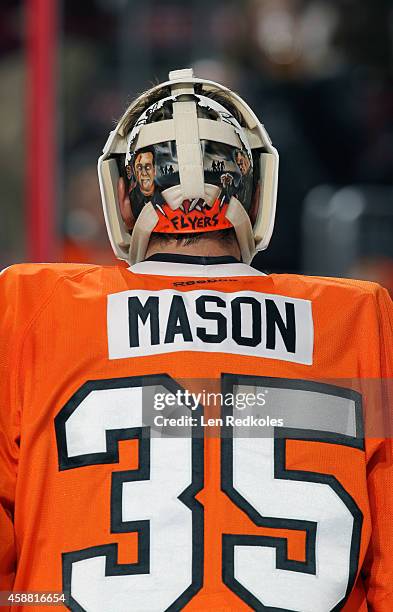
[55, 374, 204, 612]
[221, 375, 364, 612]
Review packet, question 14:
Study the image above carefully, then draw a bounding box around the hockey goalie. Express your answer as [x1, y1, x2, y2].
[0, 68, 392, 611]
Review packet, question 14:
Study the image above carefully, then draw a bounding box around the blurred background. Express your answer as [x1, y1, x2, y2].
[1, 0, 393, 291]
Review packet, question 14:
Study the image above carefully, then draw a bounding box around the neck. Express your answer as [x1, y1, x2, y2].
[145, 236, 241, 260]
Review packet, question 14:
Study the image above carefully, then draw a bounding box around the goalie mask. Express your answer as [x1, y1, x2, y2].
[98, 68, 279, 264]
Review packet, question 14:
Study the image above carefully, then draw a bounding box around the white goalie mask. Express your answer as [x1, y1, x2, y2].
[98, 68, 279, 264]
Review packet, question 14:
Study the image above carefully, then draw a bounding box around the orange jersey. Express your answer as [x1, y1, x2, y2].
[0, 255, 392, 611]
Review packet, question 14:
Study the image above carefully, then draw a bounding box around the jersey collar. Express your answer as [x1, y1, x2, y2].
[129, 253, 265, 277]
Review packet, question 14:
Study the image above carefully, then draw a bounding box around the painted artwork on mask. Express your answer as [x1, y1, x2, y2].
[125, 139, 255, 234]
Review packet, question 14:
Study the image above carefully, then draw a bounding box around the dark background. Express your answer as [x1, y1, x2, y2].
[1, 0, 392, 289]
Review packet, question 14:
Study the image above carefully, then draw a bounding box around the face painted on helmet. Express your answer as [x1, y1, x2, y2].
[124, 97, 255, 236]
[97, 68, 279, 264]
[134, 152, 156, 197]
[235, 149, 251, 177]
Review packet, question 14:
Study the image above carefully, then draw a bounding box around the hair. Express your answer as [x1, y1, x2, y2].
[147, 228, 238, 249]
[133, 145, 156, 167]
[120, 84, 246, 136]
